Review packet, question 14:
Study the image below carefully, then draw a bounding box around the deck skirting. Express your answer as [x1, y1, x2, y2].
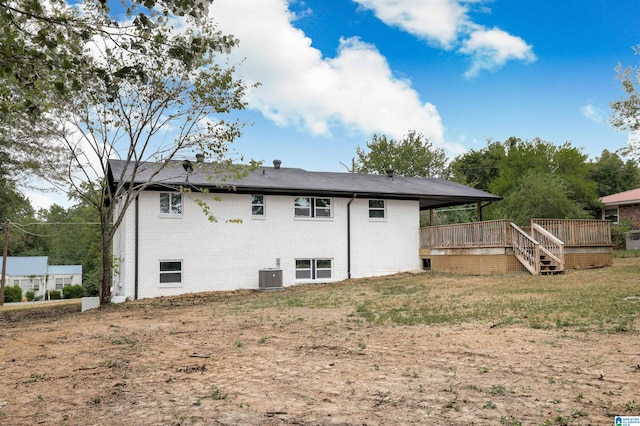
[421, 246, 612, 275]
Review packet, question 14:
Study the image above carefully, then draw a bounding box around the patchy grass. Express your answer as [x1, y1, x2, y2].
[614, 249, 640, 258]
[216, 259, 640, 333]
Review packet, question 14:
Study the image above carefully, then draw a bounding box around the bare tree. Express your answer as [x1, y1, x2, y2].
[14, 1, 255, 305]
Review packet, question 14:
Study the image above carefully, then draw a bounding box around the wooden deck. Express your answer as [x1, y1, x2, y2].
[420, 219, 612, 275]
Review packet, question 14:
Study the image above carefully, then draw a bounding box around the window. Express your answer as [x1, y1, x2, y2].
[294, 197, 332, 218]
[295, 259, 332, 280]
[160, 193, 183, 215]
[18, 279, 31, 291]
[251, 195, 265, 216]
[368, 199, 386, 219]
[55, 278, 64, 290]
[604, 207, 619, 223]
[33, 278, 41, 291]
[160, 261, 182, 286]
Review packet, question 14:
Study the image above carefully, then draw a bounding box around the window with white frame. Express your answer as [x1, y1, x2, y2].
[160, 192, 183, 215]
[33, 278, 41, 291]
[18, 279, 31, 292]
[252, 194, 265, 216]
[295, 259, 332, 280]
[604, 207, 619, 223]
[368, 199, 386, 219]
[159, 261, 182, 286]
[294, 197, 332, 218]
[55, 277, 64, 290]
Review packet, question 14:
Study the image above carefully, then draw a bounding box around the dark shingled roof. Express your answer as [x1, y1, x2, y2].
[108, 159, 501, 210]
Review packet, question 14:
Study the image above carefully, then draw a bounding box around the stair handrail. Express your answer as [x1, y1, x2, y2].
[531, 223, 565, 271]
[510, 222, 540, 275]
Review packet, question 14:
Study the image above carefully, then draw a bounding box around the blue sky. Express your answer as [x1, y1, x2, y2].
[27, 0, 640, 208]
[211, 0, 639, 170]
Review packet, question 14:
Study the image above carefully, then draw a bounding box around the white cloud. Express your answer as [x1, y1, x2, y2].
[460, 28, 536, 78]
[580, 102, 606, 124]
[210, 0, 453, 151]
[352, 0, 536, 77]
[353, 0, 469, 48]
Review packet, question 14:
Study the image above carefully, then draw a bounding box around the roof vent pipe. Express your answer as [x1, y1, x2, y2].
[386, 168, 394, 177]
[273, 159, 282, 169]
[196, 153, 205, 163]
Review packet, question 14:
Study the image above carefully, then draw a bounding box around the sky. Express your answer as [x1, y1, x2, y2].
[28, 0, 640, 209]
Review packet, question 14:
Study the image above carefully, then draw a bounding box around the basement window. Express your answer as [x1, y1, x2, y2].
[159, 261, 182, 286]
[295, 259, 332, 281]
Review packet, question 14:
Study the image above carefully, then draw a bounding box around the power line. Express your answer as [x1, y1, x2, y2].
[6, 220, 101, 238]
[18, 221, 101, 226]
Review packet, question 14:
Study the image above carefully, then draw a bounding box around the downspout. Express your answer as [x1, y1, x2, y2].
[347, 194, 357, 279]
[478, 200, 494, 221]
[134, 195, 139, 300]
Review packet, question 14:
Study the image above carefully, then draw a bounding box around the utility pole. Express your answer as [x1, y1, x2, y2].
[0, 219, 9, 306]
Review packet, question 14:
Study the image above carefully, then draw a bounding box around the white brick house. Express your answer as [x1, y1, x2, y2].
[109, 159, 499, 300]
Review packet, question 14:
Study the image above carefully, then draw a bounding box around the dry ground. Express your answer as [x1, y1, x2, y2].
[1, 261, 639, 425]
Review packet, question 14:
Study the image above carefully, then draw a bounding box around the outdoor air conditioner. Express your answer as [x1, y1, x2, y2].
[258, 269, 283, 290]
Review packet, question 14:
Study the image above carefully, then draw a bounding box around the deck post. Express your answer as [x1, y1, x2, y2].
[476, 202, 482, 221]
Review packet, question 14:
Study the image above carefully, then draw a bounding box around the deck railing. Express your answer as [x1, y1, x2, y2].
[420, 219, 512, 249]
[511, 223, 539, 274]
[531, 223, 564, 271]
[531, 219, 611, 246]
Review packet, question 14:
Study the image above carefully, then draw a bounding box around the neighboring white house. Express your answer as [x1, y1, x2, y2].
[108, 159, 501, 300]
[48, 265, 83, 291]
[1, 256, 48, 298]
[1, 256, 83, 299]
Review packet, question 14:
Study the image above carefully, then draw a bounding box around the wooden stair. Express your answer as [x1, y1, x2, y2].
[510, 222, 565, 275]
[539, 253, 562, 275]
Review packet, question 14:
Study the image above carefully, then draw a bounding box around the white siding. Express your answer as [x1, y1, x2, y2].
[113, 191, 420, 299]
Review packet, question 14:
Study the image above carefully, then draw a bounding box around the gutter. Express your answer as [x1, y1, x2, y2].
[347, 194, 357, 279]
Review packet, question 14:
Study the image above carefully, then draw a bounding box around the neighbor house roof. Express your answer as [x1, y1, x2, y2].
[1, 256, 48, 276]
[48, 265, 83, 275]
[600, 188, 640, 206]
[108, 159, 501, 210]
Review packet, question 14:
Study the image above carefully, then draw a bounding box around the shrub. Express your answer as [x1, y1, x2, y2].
[3, 285, 23, 303]
[62, 285, 84, 299]
[47, 290, 61, 300]
[611, 219, 633, 250]
[26, 290, 36, 301]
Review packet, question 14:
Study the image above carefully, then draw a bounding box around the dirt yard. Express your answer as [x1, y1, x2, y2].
[1, 271, 639, 425]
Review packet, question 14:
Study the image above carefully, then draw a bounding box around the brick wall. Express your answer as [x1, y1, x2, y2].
[113, 192, 420, 299]
[619, 204, 640, 229]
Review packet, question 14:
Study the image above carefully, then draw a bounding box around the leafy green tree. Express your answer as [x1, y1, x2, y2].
[354, 131, 448, 178]
[494, 171, 591, 226]
[448, 140, 505, 191]
[6, 1, 254, 305]
[452, 137, 598, 222]
[588, 149, 640, 196]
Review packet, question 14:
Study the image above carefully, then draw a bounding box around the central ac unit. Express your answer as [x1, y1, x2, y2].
[258, 269, 283, 290]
